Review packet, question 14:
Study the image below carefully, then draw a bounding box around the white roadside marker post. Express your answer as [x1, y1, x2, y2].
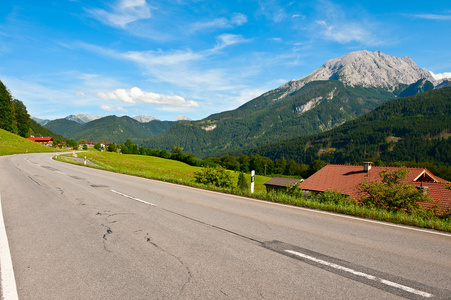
[251, 170, 255, 193]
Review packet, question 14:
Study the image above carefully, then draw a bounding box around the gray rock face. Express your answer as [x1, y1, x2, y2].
[280, 50, 434, 93]
[66, 113, 101, 124]
[133, 115, 158, 123]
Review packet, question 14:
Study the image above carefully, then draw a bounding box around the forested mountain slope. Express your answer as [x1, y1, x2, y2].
[45, 115, 176, 144]
[230, 87, 451, 166]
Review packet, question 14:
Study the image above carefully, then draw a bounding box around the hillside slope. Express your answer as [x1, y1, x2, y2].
[0, 128, 56, 155]
[231, 87, 451, 166]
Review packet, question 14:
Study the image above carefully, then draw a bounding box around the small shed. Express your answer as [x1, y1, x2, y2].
[264, 177, 303, 193]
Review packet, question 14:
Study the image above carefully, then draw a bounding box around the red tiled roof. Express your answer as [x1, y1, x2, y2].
[299, 164, 450, 212]
[28, 137, 53, 142]
[264, 177, 302, 187]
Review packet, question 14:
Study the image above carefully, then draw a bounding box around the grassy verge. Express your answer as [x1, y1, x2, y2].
[55, 151, 451, 233]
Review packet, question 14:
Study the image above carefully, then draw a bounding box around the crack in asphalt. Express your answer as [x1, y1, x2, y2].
[161, 208, 263, 245]
[101, 224, 113, 252]
[28, 176, 41, 186]
[145, 232, 193, 296]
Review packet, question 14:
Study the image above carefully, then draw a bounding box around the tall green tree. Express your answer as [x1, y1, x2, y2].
[0, 81, 14, 132]
[12, 99, 31, 137]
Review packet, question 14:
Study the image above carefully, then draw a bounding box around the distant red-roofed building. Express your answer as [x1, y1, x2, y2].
[27, 136, 54, 146]
[299, 163, 451, 213]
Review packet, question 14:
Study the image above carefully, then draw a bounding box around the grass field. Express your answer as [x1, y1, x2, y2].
[56, 150, 271, 194]
[0, 129, 58, 156]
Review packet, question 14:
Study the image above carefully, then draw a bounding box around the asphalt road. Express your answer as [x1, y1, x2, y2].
[0, 153, 450, 299]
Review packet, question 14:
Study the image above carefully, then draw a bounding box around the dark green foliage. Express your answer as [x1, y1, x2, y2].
[11, 100, 30, 137]
[0, 81, 14, 132]
[357, 168, 432, 212]
[237, 172, 249, 190]
[314, 190, 350, 205]
[107, 143, 117, 152]
[66, 139, 78, 147]
[194, 167, 232, 188]
[94, 143, 101, 150]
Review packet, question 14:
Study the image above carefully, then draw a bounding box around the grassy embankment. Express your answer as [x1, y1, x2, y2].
[57, 150, 451, 233]
[0, 128, 58, 156]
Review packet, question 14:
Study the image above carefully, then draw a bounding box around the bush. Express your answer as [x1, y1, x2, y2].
[315, 190, 350, 204]
[237, 172, 249, 191]
[194, 166, 233, 188]
[357, 168, 432, 212]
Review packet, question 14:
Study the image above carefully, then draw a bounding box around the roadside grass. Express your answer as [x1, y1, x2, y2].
[56, 151, 451, 233]
[55, 151, 270, 193]
[0, 129, 58, 156]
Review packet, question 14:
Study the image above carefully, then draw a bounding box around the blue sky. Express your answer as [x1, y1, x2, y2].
[0, 0, 450, 121]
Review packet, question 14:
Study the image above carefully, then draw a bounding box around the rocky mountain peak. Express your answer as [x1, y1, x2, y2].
[66, 113, 101, 124]
[133, 115, 158, 123]
[280, 50, 434, 93]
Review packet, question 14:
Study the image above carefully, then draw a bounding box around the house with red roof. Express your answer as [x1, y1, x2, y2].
[27, 136, 54, 146]
[299, 163, 451, 213]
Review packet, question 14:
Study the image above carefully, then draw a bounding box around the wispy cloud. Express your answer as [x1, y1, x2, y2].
[86, 0, 151, 28]
[191, 13, 248, 32]
[213, 34, 249, 51]
[257, 0, 288, 23]
[313, 1, 382, 45]
[97, 87, 199, 108]
[410, 14, 451, 21]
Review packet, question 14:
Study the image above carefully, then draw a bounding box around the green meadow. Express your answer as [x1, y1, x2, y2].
[0, 129, 58, 156]
[56, 150, 271, 194]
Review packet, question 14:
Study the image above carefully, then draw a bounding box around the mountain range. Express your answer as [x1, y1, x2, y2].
[140, 50, 449, 158]
[36, 50, 450, 158]
[32, 113, 191, 126]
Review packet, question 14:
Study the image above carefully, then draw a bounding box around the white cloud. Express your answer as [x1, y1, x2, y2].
[76, 91, 86, 97]
[100, 105, 116, 112]
[86, 0, 151, 28]
[313, 1, 381, 45]
[98, 88, 136, 103]
[190, 13, 248, 32]
[214, 34, 249, 51]
[430, 71, 451, 80]
[411, 14, 451, 21]
[97, 87, 199, 108]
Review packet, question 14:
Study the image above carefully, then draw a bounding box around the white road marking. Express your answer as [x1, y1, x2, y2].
[111, 190, 156, 207]
[0, 194, 19, 300]
[285, 249, 434, 298]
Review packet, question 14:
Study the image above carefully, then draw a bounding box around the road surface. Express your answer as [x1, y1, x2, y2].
[0, 153, 450, 299]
